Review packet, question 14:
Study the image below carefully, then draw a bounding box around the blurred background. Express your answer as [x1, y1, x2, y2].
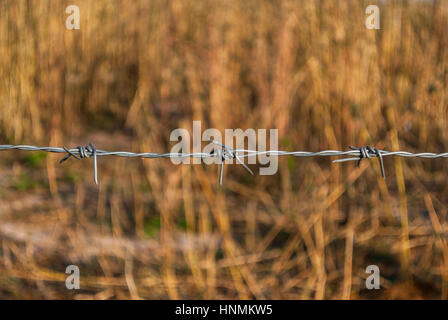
[0, 0, 447, 299]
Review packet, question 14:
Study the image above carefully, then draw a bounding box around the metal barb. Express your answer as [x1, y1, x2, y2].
[333, 145, 386, 179]
[89, 143, 98, 185]
[60, 143, 99, 185]
[210, 139, 254, 185]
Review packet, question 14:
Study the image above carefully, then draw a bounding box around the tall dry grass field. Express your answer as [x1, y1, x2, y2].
[0, 0, 447, 299]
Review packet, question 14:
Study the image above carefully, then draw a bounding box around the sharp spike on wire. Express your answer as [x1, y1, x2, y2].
[234, 155, 254, 176]
[89, 143, 98, 185]
[219, 156, 224, 185]
[210, 138, 254, 185]
[333, 145, 386, 179]
[59, 143, 99, 185]
[210, 139, 227, 185]
[60, 147, 81, 162]
[373, 147, 386, 179]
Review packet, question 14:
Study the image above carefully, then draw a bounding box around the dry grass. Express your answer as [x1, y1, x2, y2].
[0, 0, 447, 299]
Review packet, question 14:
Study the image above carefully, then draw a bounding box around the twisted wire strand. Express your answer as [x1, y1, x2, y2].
[1, 144, 448, 185]
[2, 145, 448, 159]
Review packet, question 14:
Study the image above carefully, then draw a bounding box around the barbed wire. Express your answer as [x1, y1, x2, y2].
[1, 141, 448, 185]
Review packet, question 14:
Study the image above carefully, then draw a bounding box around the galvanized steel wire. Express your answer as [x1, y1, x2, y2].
[1, 143, 448, 185]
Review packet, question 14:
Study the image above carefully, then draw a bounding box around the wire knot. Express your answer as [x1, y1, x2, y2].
[60, 143, 99, 184]
[333, 145, 386, 179]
